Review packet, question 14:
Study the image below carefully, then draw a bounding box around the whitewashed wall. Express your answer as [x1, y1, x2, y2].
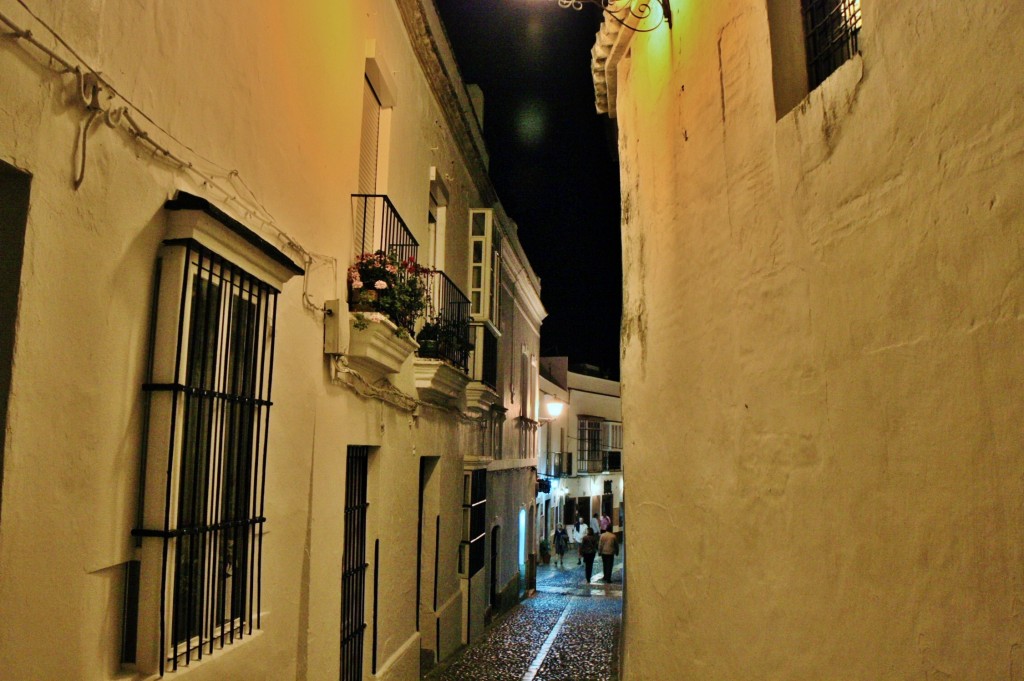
[615, 1, 1024, 678]
[0, 1, 536, 679]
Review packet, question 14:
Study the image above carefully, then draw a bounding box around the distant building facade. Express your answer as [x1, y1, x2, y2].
[0, 1, 542, 679]
[537, 358, 623, 547]
[592, 0, 1024, 678]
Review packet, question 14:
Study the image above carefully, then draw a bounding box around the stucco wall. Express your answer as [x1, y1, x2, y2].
[0, 1, 538, 679]
[616, 1, 1024, 678]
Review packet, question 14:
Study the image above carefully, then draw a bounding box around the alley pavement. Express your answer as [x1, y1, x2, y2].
[426, 546, 623, 681]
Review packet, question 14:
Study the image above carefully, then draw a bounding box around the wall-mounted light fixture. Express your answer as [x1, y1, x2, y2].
[556, 0, 672, 32]
[545, 398, 565, 419]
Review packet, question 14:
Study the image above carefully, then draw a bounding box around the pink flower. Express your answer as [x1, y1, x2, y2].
[374, 280, 388, 290]
[351, 280, 363, 289]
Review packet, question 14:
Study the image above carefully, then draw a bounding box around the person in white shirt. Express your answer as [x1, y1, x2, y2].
[570, 517, 586, 565]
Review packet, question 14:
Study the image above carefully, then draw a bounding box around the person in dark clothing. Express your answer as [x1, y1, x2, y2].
[580, 526, 598, 583]
[553, 524, 570, 568]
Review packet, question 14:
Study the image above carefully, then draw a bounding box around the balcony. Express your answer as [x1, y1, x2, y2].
[351, 194, 419, 264]
[415, 270, 471, 372]
[465, 322, 500, 413]
[576, 451, 622, 474]
[576, 453, 604, 475]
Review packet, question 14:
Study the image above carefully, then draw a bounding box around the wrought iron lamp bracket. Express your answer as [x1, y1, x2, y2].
[557, 0, 672, 32]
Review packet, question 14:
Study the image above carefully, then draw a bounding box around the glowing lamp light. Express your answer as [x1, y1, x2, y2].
[555, 0, 672, 32]
[545, 399, 565, 418]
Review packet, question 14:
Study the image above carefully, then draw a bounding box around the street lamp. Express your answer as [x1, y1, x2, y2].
[555, 0, 672, 32]
[545, 398, 565, 419]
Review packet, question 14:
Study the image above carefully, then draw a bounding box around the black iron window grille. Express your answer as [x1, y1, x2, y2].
[341, 446, 370, 681]
[136, 241, 278, 674]
[351, 194, 419, 265]
[576, 417, 603, 474]
[459, 470, 487, 577]
[802, 0, 861, 89]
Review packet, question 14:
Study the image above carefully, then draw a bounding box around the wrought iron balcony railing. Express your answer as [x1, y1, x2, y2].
[351, 194, 419, 264]
[415, 270, 471, 372]
[576, 450, 622, 474]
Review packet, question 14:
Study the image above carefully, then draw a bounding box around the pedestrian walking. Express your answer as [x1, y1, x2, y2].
[599, 512, 611, 533]
[590, 513, 600, 537]
[571, 517, 586, 565]
[599, 526, 618, 582]
[580, 526, 598, 582]
[553, 524, 569, 568]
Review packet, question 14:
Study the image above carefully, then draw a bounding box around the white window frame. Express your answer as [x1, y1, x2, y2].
[133, 198, 301, 675]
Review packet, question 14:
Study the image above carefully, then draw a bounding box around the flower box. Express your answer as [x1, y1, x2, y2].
[346, 313, 418, 377]
[414, 358, 470, 408]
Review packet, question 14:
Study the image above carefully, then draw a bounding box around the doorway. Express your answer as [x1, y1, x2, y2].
[489, 525, 500, 608]
[0, 161, 31, 523]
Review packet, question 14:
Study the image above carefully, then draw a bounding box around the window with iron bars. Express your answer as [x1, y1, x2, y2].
[576, 417, 603, 474]
[132, 196, 299, 676]
[139, 243, 277, 672]
[803, 0, 861, 89]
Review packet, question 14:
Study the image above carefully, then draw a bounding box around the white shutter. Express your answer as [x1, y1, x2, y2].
[601, 422, 623, 450]
[359, 78, 380, 194]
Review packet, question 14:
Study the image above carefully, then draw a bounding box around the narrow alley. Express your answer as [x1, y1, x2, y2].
[426, 547, 625, 681]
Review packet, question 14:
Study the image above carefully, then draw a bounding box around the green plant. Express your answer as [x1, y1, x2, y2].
[539, 539, 551, 556]
[348, 251, 431, 335]
[416, 318, 440, 342]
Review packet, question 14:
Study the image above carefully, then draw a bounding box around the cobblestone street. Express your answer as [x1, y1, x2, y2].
[426, 547, 623, 681]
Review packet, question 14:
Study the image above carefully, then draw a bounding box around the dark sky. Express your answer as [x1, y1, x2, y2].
[435, 0, 622, 379]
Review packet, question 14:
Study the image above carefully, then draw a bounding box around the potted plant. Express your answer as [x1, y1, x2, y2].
[416, 318, 441, 358]
[539, 539, 551, 565]
[348, 251, 432, 336]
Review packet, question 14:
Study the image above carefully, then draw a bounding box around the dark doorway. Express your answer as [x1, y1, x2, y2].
[0, 161, 31, 523]
[489, 525, 500, 608]
[544, 499, 550, 538]
[416, 454, 439, 671]
[341, 446, 370, 681]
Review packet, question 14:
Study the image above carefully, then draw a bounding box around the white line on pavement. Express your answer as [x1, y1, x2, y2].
[522, 596, 575, 681]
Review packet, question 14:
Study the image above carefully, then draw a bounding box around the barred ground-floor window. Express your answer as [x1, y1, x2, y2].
[130, 194, 301, 675]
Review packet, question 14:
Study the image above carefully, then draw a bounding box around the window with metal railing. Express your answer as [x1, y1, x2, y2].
[130, 194, 302, 676]
[459, 470, 487, 577]
[137, 242, 278, 673]
[576, 417, 603, 474]
[341, 446, 370, 681]
[803, 0, 861, 89]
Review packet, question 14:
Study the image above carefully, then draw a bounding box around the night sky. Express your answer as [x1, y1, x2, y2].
[435, 0, 622, 379]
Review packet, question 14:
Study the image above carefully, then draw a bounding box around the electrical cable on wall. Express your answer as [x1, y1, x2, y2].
[1, 2, 337, 316]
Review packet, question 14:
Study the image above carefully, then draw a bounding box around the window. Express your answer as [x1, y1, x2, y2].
[803, 0, 861, 88]
[459, 470, 487, 577]
[133, 194, 301, 675]
[468, 208, 501, 326]
[427, 167, 448, 271]
[577, 417, 602, 474]
[768, 0, 861, 117]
